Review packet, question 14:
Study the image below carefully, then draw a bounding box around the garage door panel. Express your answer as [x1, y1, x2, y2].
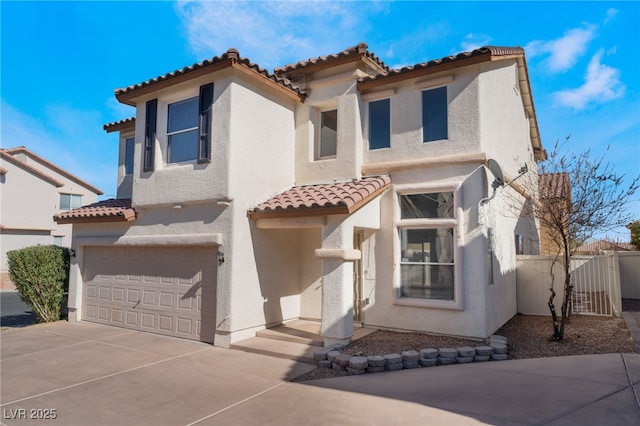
[83, 246, 217, 343]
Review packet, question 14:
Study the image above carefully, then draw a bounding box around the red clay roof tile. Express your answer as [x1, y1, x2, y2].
[104, 117, 135, 133]
[54, 198, 136, 224]
[358, 46, 525, 85]
[115, 49, 305, 104]
[250, 176, 391, 219]
[274, 42, 389, 76]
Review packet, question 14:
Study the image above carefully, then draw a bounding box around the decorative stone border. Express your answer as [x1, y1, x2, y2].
[313, 335, 509, 375]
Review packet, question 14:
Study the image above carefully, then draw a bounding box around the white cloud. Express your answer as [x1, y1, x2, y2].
[552, 49, 625, 109]
[459, 33, 492, 52]
[525, 24, 596, 72]
[174, 1, 366, 68]
[604, 8, 618, 25]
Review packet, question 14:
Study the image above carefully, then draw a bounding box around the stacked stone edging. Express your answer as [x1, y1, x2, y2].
[315, 335, 509, 375]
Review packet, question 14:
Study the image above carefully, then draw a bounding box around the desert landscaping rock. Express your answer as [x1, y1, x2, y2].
[332, 362, 344, 371]
[327, 350, 341, 362]
[420, 348, 438, 359]
[475, 346, 495, 356]
[439, 348, 458, 358]
[313, 347, 334, 360]
[492, 343, 508, 354]
[385, 363, 403, 371]
[457, 346, 476, 357]
[318, 360, 332, 368]
[349, 356, 368, 369]
[334, 353, 352, 368]
[384, 353, 402, 365]
[367, 355, 386, 367]
[420, 358, 438, 367]
[490, 335, 508, 344]
[401, 350, 420, 362]
[346, 366, 366, 375]
[403, 360, 419, 369]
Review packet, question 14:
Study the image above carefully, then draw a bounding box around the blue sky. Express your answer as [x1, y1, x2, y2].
[2, 1, 639, 241]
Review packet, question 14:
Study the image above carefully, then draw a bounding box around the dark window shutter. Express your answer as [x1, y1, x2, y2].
[144, 99, 157, 171]
[198, 83, 214, 162]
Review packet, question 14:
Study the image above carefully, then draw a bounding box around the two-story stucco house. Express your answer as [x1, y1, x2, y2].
[55, 43, 545, 347]
[1, 146, 103, 286]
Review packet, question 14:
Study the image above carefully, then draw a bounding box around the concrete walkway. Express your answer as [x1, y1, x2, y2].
[1, 322, 639, 425]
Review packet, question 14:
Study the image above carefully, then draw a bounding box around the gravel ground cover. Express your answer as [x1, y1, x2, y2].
[292, 314, 635, 382]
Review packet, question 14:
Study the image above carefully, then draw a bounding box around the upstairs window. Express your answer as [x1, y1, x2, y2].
[167, 97, 199, 163]
[369, 98, 390, 150]
[124, 137, 135, 175]
[318, 109, 337, 158]
[422, 86, 448, 142]
[59, 193, 82, 211]
[145, 83, 213, 170]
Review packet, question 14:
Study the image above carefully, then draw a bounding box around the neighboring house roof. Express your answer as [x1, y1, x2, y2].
[115, 48, 306, 106]
[1, 146, 103, 195]
[0, 166, 8, 175]
[576, 239, 635, 254]
[249, 175, 391, 219]
[0, 149, 65, 187]
[104, 117, 135, 133]
[539, 173, 570, 199]
[54, 198, 136, 224]
[358, 45, 546, 162]
[274, 42, 389, 77]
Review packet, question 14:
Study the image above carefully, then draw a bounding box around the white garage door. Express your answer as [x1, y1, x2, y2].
[83, 246, 217, 343]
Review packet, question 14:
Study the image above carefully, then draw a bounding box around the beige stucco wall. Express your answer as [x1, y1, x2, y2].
[1, 153, 99, 270]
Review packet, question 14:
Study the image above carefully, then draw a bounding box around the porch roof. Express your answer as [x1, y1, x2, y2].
[54, 198, 136, 224]
[249, 175, 391, 219]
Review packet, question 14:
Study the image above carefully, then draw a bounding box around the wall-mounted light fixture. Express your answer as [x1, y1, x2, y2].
[217, 250, 225, 266]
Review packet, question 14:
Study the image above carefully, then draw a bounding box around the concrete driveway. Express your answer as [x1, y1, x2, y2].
[1, 322, 640, 425]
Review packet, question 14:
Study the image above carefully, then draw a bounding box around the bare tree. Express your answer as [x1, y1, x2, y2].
[531, 138, 639, 340]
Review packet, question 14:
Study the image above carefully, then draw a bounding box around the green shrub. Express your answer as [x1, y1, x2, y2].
[7, 245, 71, 323]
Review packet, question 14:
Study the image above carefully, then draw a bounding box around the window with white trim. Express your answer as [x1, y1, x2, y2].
[59, 193, 82, 211]
[398, 192, 455, 300]
[318, 109, 337, 158]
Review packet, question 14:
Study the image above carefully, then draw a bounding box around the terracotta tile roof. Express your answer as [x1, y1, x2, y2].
[1, 149, 65, 187]
[1, 146, 103, 194]
[0, 166, 8, 175]
[249, 176, 391, 219]
[358, 46, 524, 85]
[115, 49, 305, 105]
[539, 173, 570, 199]
[54, 198, 136, 224]
[274, 42, 389, 76]
[576, 239, 635, 254]
[104, 117, 135, 133]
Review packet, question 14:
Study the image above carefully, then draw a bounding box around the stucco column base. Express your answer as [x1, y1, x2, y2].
[324, 336, 351, 348]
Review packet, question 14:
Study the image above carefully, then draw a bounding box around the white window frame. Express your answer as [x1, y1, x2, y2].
[315, 107, 338, 160]
[393, 184, 464, 310]
[59, 193, 82, 211]
[166, 95, 199, 164]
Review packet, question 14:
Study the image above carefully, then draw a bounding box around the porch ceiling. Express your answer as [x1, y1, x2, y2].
[249, 175, 391, 220]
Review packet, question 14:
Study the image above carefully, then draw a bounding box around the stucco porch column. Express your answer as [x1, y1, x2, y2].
[316, 215, 360, 347]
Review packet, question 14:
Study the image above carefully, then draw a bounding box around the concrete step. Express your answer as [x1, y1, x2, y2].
[231, 336, 318, 364]
[256, 327, 324, 347]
